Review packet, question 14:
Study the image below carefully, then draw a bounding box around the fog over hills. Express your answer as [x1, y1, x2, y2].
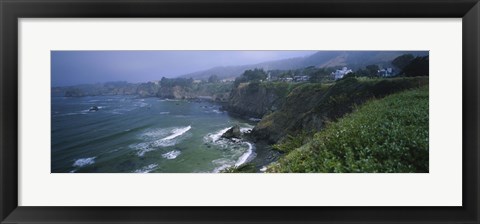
[181, 51, 428, 80]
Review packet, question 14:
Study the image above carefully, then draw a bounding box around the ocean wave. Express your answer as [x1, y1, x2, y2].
[213, 164, 232, 173]
[211, 144, 255, 172]
[162, 150, 181, 159]
[212, 158, 233, 173]
[159, 112, 170, 115]
[204, 127, 231, 143]
[134, 164, 158, 173]
[110, 107, 136, 114]
[162, 126, 191, 141]
[249, 118, 262, 122]
[235, 142, 254, 167]
[133, 126, 192, 156]
[55, 111, 89, 117]
[72, 157, 96, 167]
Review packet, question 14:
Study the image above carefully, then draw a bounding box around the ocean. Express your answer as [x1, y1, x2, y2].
[51, 95, 258, 173]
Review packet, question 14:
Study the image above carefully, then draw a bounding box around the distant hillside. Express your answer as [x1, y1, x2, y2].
[181, 51, 428, 80]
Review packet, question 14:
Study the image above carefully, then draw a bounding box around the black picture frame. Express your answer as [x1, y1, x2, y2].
[1, 0, 479, 223]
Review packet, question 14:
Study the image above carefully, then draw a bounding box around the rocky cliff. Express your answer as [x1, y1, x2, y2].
[251, 77, 429, 143]
[225, 82, 296, 118]
[157, 83, 231, 102]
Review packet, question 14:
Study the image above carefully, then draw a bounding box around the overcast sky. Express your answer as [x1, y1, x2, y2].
[51, 51, 316, 87]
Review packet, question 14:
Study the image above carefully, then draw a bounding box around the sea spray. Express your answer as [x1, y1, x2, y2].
[73, 157, 96, 167]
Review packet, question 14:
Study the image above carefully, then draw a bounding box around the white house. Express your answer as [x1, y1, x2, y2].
[378, 67, 394, 77]
[332, 67, 353, 80]
[294, 76, 309, 82]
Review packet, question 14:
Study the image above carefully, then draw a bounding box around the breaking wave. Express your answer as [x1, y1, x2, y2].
[134, 164, 158, 173]
[132, 126, 192, 156]
[235, 142, 254, 167]
[72, 157, 96, 167]
[206, 127, 256, 173]
[162, 126, 191, 141]
[204, 127, 232, 143]
[162, 150, 181, 159]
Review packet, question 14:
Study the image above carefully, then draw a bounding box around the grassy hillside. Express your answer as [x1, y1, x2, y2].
[252, 77, 429, 143]
[268, 86, 429, 173]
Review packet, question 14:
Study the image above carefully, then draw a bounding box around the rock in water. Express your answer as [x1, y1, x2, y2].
[221, 125, 242, 139]
[89, 106, 99, 112]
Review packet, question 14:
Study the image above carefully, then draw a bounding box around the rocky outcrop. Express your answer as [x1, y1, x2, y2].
[225, 82, 293, 118]
[221, 125, 242, 139]
[136, 82, 160, 97]
[158, 86, 191, 99]
[157, 83, 231, 102]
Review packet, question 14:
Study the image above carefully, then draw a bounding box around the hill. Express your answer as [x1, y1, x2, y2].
[181, 51, 428, 80]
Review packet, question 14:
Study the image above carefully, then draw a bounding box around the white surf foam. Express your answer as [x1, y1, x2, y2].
[133, 126, 191, 156]
[159, 112, 170, 115]
[162, 150, 181, 160]
[213, 164, 232, 173]
[72, 157, 96, 167]
[137, 102, 148, 107]
[240, 127, 252, 133]
[162, 126, 191, 141]
[235, 142, 254, 167]
[212, 158, 233, 173]
[134, 143, 155, 157]
[134, 164, 158, 173]
[205, 127, 231, 143]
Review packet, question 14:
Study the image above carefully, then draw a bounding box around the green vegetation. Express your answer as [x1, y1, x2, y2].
[221, 163, 257, 173]
[160, 77, 194, 88]
[234, 68, 267, 87]
[392, 54, 415, 70]
[208, 74, 220, 83]
[268, 86, 429, 173]
[400, 56, 429, 77]
[354, 64, 381, 78]
[273, 131, 312, 153]
[157, 77, 233, 101]
[253, 77, 428, 144]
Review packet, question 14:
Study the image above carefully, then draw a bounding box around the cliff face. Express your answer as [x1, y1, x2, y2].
[136, 82, 160, 97]
[225, 82, 294, 118]
[252, 77, 429, 143]
[157, 83, 231, 102]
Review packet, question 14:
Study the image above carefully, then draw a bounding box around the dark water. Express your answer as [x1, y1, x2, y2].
[51, 96, 260, 173]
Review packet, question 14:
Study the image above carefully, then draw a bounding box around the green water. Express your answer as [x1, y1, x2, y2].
[51, 96, 258, 173]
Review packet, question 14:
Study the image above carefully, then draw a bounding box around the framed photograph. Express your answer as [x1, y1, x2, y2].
[1, 0, 479, 223]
